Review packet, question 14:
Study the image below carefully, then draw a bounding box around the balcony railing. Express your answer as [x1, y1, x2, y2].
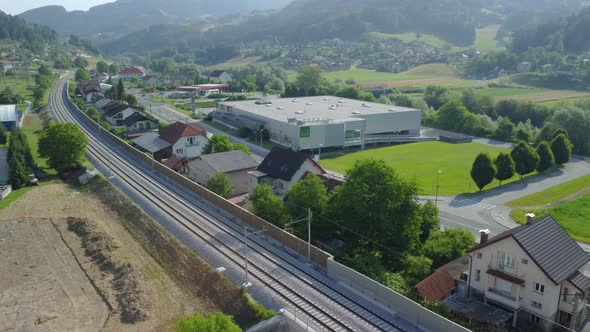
[487, 265, 526, 285]
[487, 287, 517, 302]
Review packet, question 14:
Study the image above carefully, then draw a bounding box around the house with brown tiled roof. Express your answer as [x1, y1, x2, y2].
[159, 122, 209, 159]
[119, 67, 145, 81]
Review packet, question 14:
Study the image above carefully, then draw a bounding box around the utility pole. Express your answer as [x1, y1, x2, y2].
[243, 225, 267, 288]
[318, 144, 323, 162]
[259, 129, 264, 146]
[284, 208, 312, 262]
[435, 170, 443, 206]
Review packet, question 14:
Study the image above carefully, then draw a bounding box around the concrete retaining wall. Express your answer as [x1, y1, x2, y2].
[64, 82, 332, 268]
[327, 258, 470, 332]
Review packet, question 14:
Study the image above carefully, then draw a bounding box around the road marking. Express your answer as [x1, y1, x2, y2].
[440, 216, 497, 236]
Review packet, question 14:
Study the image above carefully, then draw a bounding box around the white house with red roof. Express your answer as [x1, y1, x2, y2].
[119, 67, 146, 81]
[159, 122, 209, 159]
[96, 72, 109, 82]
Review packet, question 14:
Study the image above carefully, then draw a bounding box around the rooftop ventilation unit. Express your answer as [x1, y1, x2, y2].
[338, 100, 345, 103]
[323, 97, 331, 101]
[295, 110, 305, 114]
[352, 111, 362, 114]
[287, 117, 297, 123]
[388, 108, 397, 112]
[306, 102, 313, 106]
[277, 106, 285, 110]
[292, 99, 299, 102]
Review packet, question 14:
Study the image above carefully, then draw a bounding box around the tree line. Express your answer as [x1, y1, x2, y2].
[471, 129, 573, 191]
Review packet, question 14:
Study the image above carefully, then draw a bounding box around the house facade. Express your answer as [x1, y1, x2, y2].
[119, 67, 146, 81]
[248, 146, 325, 196]
[0, 105, 20, 131]
[122, 112, 158, 137]
[179, 150, 259, 195]
[467, 215, 590, 331]
[159, 122, 209, 159]
[209, 70, 232, 83]
[103, 104, 138, 127]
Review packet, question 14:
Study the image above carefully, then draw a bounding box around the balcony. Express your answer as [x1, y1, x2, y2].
[487, 265, 526, 285]
[486, 287, 522, 309]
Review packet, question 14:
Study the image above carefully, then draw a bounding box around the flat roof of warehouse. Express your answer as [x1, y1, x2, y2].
[219, 96, 419, 123]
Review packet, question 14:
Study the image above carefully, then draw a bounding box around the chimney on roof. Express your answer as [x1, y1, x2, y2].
[525, 213, 536, 225]
[479, 229, 490, 244]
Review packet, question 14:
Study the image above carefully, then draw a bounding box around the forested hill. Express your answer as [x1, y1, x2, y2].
[19, 0, 292, 38]
[0, 10, 57, 53]
[509, 6, 590, 54]
[101, 0, 483, 56]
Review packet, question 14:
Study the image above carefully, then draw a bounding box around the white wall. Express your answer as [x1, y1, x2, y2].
[470, 237, 560, 319]
[172, 135, 208, 159]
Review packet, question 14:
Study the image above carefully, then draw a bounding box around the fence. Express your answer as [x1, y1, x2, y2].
[63, 81, 333, 268]
[327, 258, 471, 332]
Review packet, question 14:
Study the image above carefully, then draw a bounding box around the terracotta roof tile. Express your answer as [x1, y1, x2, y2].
[416, 267, 456, 302]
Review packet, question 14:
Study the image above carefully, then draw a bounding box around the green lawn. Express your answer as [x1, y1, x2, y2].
[507, 174, 590, 207]
[324, 69, 421, 83]
[323, 64, 461, 84]
[511, 193, 590, 243]
[369, 32, 455, 49]
[473, 87, 543, 97]
[320, 141, 517, 196]
[475, 25, 501, 51]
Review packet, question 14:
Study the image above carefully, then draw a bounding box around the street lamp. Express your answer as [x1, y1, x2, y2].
[284, 208, 312, 262]
[435, 170, 443, 206]
[243, 225, 267, 288]
[259, 129, 264, 146]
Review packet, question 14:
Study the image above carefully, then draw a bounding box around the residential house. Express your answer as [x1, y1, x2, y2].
[142, 76, 160, 88]
[0, 105, 20, 130]
[248, 146, 326, 196]
[122, 112, 158, 138]
[178, 150, 260, 195]
[0, 60, 14, 73]
[465, 214, 590, 331]
[96, 72, 109, 82]
[416, 267, 457, 302]
[208, 70, 233, 84]
[517, 61, 533, 73]
[76, 79, 103, 103]
[159, 122, 209, 159]
[131, 132, 172, 161]
[119, 67, 146, 81]
[102, 103, 140, 127]
[94, 98, 113, 110]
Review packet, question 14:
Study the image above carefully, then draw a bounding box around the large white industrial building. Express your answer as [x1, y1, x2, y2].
[214, 96, 422, 151]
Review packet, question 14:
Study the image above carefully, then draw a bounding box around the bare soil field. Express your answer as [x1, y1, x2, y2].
[495, 90, 590, 102]
[0, 182, 201, 331]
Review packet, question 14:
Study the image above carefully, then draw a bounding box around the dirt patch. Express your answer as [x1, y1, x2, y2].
[67, 217, 150, 324]
[0, 182, 201, 331]
[496, 90, 590, 102]
[0, 218, 109, 331]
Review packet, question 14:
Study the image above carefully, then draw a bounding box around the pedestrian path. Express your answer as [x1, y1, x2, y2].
[450, 197, 496, 211]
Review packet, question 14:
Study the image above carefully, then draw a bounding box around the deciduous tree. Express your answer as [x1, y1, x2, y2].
[203, 134, 234, 154]
[38, 123, 88, 173]
[423, 229, 474, 269]
[251, 184, 289, 227]
[206, 173, 233, 198]
[285, 173, 329, 237]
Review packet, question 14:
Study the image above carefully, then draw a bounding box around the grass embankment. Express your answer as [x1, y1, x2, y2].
[320, 141, 516, 196]
[87, 176, 275, 328]
[474, 25, 501, 51]
[508, 174, 590, 243]
[473, 87, 542, 98]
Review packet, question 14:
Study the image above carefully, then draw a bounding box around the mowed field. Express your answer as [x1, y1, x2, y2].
[324, 64, 471, 86]
[496, 90, 590, 103]
[508, 174, 590, 243]
[320, 141, 515, 196]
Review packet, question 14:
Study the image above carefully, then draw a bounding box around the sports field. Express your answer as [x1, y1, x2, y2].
[324, 64, 465, 84]
[320, 141, 516, 196]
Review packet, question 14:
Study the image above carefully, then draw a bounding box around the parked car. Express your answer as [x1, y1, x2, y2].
[27, 174, 39, 186]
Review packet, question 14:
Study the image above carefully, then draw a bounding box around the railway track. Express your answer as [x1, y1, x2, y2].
[49, 77, 410, 332]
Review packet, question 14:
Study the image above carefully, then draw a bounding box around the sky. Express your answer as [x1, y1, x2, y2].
[2, 0, 114, 15]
